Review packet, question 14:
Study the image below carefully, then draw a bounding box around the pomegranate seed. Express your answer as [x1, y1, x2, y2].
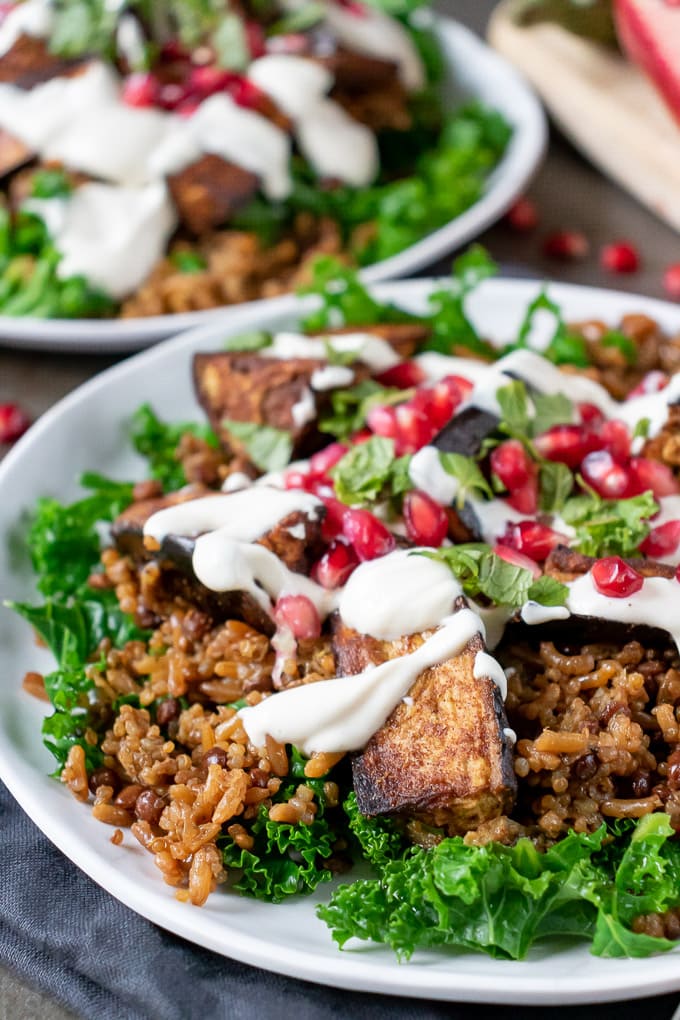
[366, 403, 398, 438]
[628, 371, 669, 397]
[663, 263, 680, 300]
[284, 469, 312, 491]
[600, 241, 640, 274]
[158, 82, 190, 109]
[311, 540, 359, 589]
[189, 65, 234, 97]
[403, 490, 449, 547]
[543, 230, 589, 260]
[160, 39, 188, 61]
[578, 402, 605, 428]
[581, 450, 631, 499]
[394, 404, 433, 454]
[506, 478, 539, 514]
[342, 508, 395, 561]
[245, 21, 266, 57]
[320, 496, 347, 541]
[349, 428, 372, 445]
[493, 543, 541, 579]
[591, 556, 644, 598]
[375, 361, 425, 389]
[498, 521, 567, 562]
[490, 439, 534, 490]
[441, 373, 474, 402]
[412, 384, 456, 431]
[176, 97, 201, 117]
[640, 520, 680, 558]
[310, 442, 348, 477]
[628, 457, 680, 498]
[534, 425, 599, 469]
[274, 595, 321, 639]
[505, 196, 538, 232]
[122, 72, 159, 107]
[229, 77, 264, 109]
[600, 419, 631, 462]
[0, 402, 31, 443]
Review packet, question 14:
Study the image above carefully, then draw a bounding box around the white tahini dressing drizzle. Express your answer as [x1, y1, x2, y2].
[266, 331, 400, 371]
[473, 650, 508, 700]
[26, 181, 176, 299]
[408, 445, 459, 506]
[143, 488, 322, 545]
[296, 96, 378, 186]
[338, 549, 462, 639]
[310, 365, 355, 391]
[238, 608, 487, 754]
[290, 387, 316, 427]
[0, 0, 52, 57]
[323, 1, 425, 91]
[563, 574, 680, 651]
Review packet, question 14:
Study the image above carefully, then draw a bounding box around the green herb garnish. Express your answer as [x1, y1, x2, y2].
[222, 419, 293, 473]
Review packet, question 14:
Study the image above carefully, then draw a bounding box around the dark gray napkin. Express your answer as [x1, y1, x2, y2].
[1, 782, 679, 1020]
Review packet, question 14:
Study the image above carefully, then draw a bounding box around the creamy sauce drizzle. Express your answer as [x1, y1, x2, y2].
[239, 608, 486, 754]
[266, 331, 399, 371]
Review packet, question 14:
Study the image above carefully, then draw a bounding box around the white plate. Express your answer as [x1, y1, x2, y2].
[0, 17, 546, 354]
[5, 277, 680, 1005]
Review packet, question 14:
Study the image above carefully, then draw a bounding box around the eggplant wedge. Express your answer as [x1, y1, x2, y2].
[332, 606, 516, 835]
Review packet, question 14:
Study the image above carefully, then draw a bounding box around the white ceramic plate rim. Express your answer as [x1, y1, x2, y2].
[4, 278, 680, 1005]
[0, 16, 546, 353]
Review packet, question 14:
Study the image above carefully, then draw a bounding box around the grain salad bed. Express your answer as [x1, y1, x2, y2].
[8, 260, 680, 973]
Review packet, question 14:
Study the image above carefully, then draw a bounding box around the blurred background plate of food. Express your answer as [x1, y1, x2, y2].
[0, 0, 545, 352]
[489, 0, 680, 234]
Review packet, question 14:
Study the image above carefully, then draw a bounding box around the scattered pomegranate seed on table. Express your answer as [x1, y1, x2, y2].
[600, 241, 640, 274]
[0, 402, 31, 443]
[543, 231, 590, 260]
[403, 490, 448, 547]
[591, 557, 644, 598]
[505, 196, 538, 232]
[663, 263, 680, 299]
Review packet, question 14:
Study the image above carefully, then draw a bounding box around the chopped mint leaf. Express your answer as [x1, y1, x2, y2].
[532, 390, 574, 436]
[389, 455, 414, 498]
[170, 250, 207, 274]
[601, 330, 637, 366]
[633, 417, 651, 440]
[561, 490, 658, 558]
[511, 289, 589, 368]
[539, 461, 574, 513]
[439, 452, 492, 507]
[299, 257, 415, 332]
[527, 575, 569, 606]
[212, 10, 249, 69]
[31, 169, 72, 199]
[418, 543, 568, 609]
[496, 380, 531, 437]
[223, 330, 272, 353]
[222, 419, 293, 473]
[319, 380, 407, 441]
[331, 436, 395, 506]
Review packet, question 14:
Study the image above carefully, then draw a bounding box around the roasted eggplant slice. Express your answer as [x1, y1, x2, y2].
[332, 608, 516, 835]
[168, 155, 259, 235]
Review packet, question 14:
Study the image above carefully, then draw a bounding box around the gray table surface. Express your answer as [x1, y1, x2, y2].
[2, 1, 680, 1016]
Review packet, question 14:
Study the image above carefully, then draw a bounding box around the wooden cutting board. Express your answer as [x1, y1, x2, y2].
[488, 0, 680, 233]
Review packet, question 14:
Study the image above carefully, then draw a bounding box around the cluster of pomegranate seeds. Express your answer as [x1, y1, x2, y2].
[640, 520, 680, 558]
[490, 439, 538, 513]
[374, 361, 425, 389]
[366, 373, 467, 454]
[403, 490, 448, 547]
[498, 520, 567, 563]
[0, 402, 31, 443]
[591, 556, 644, 598]
[543, 231, 590, 261]
[274, 595, 321, 639]
[505, 196, 539, 232]
[600, 241, 640, 274]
